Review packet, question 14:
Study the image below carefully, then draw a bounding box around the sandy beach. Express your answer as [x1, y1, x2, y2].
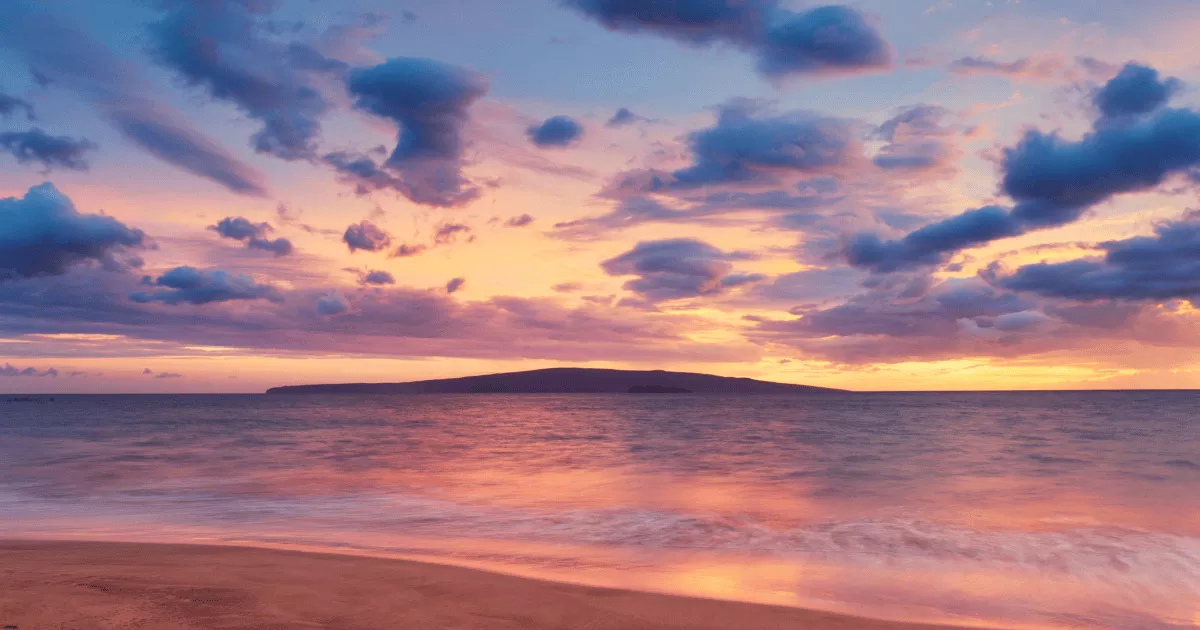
[0, 540, 975, 630]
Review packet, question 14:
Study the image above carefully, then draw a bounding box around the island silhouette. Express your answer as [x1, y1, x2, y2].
[266, 368, 841, 395]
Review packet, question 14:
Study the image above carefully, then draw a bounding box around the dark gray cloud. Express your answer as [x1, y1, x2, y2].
[148, 0, 340, 161]
[391, 243, 428, 258]
[0, 128, 96, 171]
[1001, 102, 1200, 228]
[992, 212, 1200, 301]
[756, 5, 891, 77]
[506, 214, 535, 227]
[870, 104, 956, 172]
[0, 363, 57, 377]
[0, 182, 145, 281]
[847, 62, 1200, 272]
[433, 222, 473, 245]
[130, 266, 281, 305]
[564, 0, 764, 43]
[0, 90, 35, 120]
[211, 216, 270, 241]
[565, 1, 890, 78]
[445, 277, 466, 294]
[601, 238, 765, 302]
[672, 103, 859, 187]
[845, 205, 1020, 272]
[211, 217, 294, 257]
[339, 57, 488, 206]
[316, 292, 350, 315]
[343, 220, 392, 252]
[1092, 62, 1182, 118]
[606, 107, 642, 127]
[527, 115, 584, 147]
[363, 270, 395, 285]
[0, 2, 267, 195]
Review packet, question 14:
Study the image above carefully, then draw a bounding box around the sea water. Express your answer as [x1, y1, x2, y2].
[1, 392, 1197, 629]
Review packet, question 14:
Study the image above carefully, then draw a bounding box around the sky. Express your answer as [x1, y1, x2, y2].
[2, 0, 1200, 393]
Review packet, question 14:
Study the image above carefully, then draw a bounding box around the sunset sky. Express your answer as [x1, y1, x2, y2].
[2, 0, 1200, 392]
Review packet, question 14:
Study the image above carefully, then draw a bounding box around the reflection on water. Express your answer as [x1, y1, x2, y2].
[1, 392, 1198, 629]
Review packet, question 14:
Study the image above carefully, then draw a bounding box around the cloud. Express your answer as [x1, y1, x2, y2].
[339, 57, 489, 206]
[210, 217, 294, 257]
[363, 270, 395, 285]
[747, 279, 1047, 363]
[0, 128, 96, 171]
[565, 1, 890, 78]
[1001, 104, 1200, 228]
[552, 101, 862, 240]
[992, 211, 1200, 302]
[0, 363, 57, 377]
[433, 222, 473, 245]
[554, 178, 837, 240]
[155, 372, 183, 379]
[130, 266, 281, 305]
[844, 205, 1021, 272]
[756, 5, 891, 77]
[948, 55, 1064, 80]
[0, 182, 145, 281]
[148, 0, 340, 160]
[795, 282, 1030, 338]
[527, 115, 584, 147]
[343, 220, 392, 252]
[601, 238, 765, 302]
[0, 90, 35, 120]
[606, 103, 859, 194]
[606, 107, 642, 127]
[381, 222, 474, 258]
[1092, 62, 1182, 119]
[947, 54, 1121, 84]
[870, 104, 958, 172]
[445, 277, 466, 293]
[275, 203, 338, 236]
[316, 292, 350, 315]
[0, 265, 759, 364]
[506, 214, 535, 227]
[847, 63, 1200, 272]
[0, 1, 267, 195]
[391, 243, 428, 258]
[679, 104, 859, 186]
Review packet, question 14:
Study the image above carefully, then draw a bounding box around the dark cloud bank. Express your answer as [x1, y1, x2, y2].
[565, 0, 891, 78]
[845, 62, 1200, 273]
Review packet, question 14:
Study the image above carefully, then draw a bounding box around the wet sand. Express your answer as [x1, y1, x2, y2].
[0, 540, 977, 629]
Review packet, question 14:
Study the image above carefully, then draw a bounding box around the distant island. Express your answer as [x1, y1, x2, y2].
[266, 368, 842, 395]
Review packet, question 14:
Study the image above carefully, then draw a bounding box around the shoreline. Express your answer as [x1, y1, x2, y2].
[0, 539, 984, 630]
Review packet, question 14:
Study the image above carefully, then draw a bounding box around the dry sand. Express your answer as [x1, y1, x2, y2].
[0, 540, 974, 630]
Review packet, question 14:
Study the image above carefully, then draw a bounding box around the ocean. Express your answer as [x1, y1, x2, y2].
[1, 392, 1197, 629]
